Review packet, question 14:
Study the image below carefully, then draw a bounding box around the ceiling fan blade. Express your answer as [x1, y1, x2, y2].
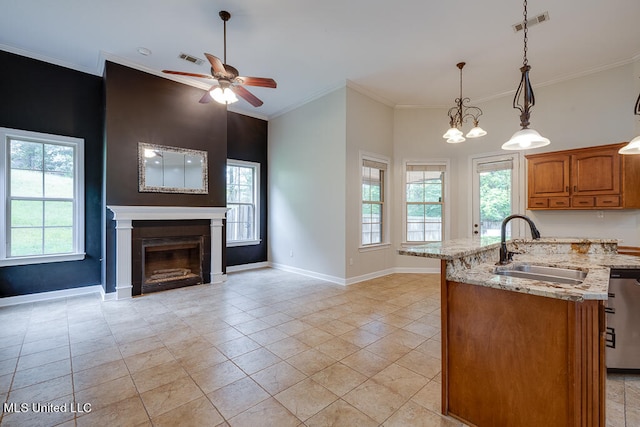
[199, 89, 214, 104]
[233, 85, 263, 107]
[235, 77, 277, 88]
[204, 53, 226, 74]
[162, 70, 214, 79]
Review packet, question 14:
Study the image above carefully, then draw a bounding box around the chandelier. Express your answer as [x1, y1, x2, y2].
[618, 87, 640, 155]
[443, 62, 487, 144]
[502, 0, 550, 150]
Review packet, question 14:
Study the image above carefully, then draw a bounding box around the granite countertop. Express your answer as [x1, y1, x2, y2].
[399, 237, 640, 301]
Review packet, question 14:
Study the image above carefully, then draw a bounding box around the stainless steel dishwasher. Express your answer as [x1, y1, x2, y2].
[606, 268, 640, 371]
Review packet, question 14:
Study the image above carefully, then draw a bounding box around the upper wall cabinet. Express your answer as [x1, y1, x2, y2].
[526, 143, 640, 210]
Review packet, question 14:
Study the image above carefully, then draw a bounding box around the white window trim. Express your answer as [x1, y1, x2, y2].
[401, 159, 450, 246]
[0, 127, 85, 267]
[359, 151, 391, 251]
[226, 159, 261, 247]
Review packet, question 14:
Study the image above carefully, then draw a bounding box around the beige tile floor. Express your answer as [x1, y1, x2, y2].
[0, 268, 637, 426]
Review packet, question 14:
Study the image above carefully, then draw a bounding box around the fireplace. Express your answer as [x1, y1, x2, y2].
[141, 236, 203, 294]
[107, 206, 227, 299]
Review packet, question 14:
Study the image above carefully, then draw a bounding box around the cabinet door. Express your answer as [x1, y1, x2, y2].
[571, 148, 620, 195]
[528, 154, 570, 198]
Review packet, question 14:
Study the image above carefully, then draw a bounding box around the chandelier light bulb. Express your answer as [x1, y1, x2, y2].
[447, 134, 466, 144]
[466, 126, 487, 138]
[443, 127, 463, 139]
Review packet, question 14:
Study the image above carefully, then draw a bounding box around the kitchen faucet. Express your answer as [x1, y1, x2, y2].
[497, 214, 541, 265]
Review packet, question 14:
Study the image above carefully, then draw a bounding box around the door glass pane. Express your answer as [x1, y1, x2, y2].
[479, 168, 512, 238]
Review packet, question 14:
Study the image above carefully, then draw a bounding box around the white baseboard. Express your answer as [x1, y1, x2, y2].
[270, 262, 347, 285]
[226, 261, 270, 273]
[343, 268, 396, 285]
[0, 285, 104, 307]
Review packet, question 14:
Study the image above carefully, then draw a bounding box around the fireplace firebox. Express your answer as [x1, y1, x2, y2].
[142, 237, 203, 294]
[131, 219, 211, 296]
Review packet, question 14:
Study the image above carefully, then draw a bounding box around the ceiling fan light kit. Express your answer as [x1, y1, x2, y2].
[443, 62, 487, 144]
[162, 10, 276, 108]
[502, 0, 551, 151]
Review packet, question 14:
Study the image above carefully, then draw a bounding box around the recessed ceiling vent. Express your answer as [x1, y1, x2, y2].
[178, 53, 204, 66]
[512, 11, 550, 32]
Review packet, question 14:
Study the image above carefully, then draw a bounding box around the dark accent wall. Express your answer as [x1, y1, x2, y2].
[0, 50, 103, 298]
[104, 61, 227, 206]
[227, 113, 268, 266]
[103, 62, 228, 293]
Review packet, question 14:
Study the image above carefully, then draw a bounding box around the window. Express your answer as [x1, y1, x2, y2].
[0, 127, 85, 266]
[361, 156, 388, 247]
[226, 160, 260, 246]
[405, 163, 446, 243]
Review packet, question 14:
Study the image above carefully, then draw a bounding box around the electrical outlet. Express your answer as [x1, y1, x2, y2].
[289, 250, 293, 257]
[597, 211, 604, 219]
[349, 258, 353, 266]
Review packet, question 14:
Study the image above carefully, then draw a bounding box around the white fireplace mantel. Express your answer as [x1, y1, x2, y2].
[107, 205, 228, 299]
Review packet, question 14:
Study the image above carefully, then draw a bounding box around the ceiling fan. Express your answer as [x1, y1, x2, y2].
[162, 10, 276, 107]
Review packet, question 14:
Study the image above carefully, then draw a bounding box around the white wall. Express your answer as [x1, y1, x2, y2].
[345, 87, 395, 280]
[268, 88, 347, 281]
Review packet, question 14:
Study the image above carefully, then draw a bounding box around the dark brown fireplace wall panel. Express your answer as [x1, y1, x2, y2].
[0, 50, 103, 298]
[104, 61, 227, 207]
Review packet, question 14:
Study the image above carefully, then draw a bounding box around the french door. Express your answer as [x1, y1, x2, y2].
[471, 153, 522, 239]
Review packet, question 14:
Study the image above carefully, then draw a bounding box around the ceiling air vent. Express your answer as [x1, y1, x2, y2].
[512, 11, 550, 32]
[178, 53, 204, 66]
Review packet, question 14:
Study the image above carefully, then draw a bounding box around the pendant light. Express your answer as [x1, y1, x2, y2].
[502, 0, 550, 151]
[443, 62, 487, 144]
[618, 88, 640, 155]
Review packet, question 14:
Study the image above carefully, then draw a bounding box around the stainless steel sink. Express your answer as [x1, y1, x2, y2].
[493, 264, 587, 285]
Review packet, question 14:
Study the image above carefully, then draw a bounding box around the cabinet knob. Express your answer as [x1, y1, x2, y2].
[566, 186, 569, 192]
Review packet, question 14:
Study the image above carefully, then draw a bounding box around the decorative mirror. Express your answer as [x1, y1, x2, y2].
[138, 142, 208, 194]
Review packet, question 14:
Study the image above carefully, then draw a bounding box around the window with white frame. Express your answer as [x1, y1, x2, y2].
[361, 156, 388, 246]
[226, 160, 260, 246]
[0, 127, 85, 266]
[405, 163, 446, 243]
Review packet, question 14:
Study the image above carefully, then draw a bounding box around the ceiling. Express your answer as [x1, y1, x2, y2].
[1, 0, 639, 120]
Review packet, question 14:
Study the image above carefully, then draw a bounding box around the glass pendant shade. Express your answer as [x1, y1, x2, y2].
[210, 86, 238, 104]
[502, 128, 550, 150]
[618, 135, 640, 155]
[447, 134, 466, 144]
[466, 126, 487, 138]
[443, 127, 463, 139]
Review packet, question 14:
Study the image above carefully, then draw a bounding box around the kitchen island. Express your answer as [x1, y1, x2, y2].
[400, 237, 640, 427]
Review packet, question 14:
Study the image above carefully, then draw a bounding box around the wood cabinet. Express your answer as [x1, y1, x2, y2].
[441, 268, 605, 426]
[526, 142, 640, 210]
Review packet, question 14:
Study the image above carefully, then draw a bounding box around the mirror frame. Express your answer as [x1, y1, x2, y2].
[138, 142, 208, 194]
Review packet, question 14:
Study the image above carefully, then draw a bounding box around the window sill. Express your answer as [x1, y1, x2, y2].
[0, 253, 86, 267]
[358, 243, 391, 253]
[227, 239, 262, 248]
